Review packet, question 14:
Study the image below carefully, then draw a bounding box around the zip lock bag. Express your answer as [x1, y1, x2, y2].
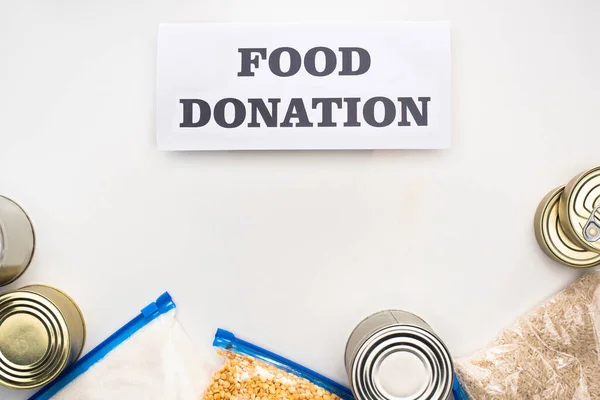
[456, 272, 600, 399]
[29, 292, 217, 400]
[203, 329, 354, 400]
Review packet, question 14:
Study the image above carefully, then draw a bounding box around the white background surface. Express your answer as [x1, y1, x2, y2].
[1, 0, 599, 398]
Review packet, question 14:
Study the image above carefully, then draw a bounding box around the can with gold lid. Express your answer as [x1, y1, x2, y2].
[559, 166, 600, 253]
[0, 285, 85, 390]
[0, 195, 35, 286]
[535, 186, 600, 268]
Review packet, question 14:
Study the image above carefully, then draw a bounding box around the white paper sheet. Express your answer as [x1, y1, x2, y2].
[157, 22, 451, 150]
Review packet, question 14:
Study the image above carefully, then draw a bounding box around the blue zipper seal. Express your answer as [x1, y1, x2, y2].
[29, 292, 176, 400]
[215, 329, 469, 400]
[214, 328, 354, 400]
[453, 375, 470, 400]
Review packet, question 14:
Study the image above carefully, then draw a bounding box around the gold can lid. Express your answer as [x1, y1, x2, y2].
[559, 166, 600, 253]
[0, 291, 70, 389]
[535, 186, 600, 268]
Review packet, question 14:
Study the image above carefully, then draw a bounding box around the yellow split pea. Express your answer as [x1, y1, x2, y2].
[202, 351, 341, 400]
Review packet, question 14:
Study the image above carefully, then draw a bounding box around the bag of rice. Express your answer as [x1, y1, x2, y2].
[456, 272, 600, 399]
[203, 329, 354, 400]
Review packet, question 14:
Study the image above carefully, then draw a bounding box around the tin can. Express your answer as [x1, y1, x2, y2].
[534, 186, 600, 268]
[559, 166, 600, 253]
[0, 285, 86, 389]
[0, 195, 35, 286]
[345, 310, 454, 400]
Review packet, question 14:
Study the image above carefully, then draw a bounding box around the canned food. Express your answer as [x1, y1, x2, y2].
[534, 186, 600, 268]
[0, 285, 85, 389]
[345, 310, 454, 400]
[559, 166, 600, 253]
[0, 196, 35, 286]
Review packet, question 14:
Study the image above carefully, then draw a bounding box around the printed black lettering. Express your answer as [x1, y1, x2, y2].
[281, 98, 313, 127]
[339, 47, 371, 76]
[214, 98, 246, 128]
[312, 98, 342, 127]
[343, 98, 362, 127]
[398, 97, 430, 126]
[248, 98, 281, 127]
[364, 97, 396, 127]
[180, 99, 211, 127]
[269, 47, 302, 77]
[238, 48, 267, 77]
[304, 47, 337, 77]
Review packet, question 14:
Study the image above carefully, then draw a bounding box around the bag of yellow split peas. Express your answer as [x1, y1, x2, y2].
[202, 329, 353, 400]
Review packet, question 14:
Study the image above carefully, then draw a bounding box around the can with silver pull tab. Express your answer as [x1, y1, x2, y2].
[345, 310, 454, 400]
[534, 186, 600, 268]
[559, 166, 600, 253]
[0, 195, 35, 286]
[0, 285, 86, 390]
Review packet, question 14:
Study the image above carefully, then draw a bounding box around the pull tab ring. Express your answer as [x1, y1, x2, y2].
[583, 204, 600, 242]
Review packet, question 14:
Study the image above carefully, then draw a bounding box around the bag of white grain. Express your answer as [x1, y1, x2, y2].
[203, 329, 354, 400]
[28, 292, 219, 400]
[456, 271, 600, 400]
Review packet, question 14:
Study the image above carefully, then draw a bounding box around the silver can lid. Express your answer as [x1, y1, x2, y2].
[350, 325, 453, 400]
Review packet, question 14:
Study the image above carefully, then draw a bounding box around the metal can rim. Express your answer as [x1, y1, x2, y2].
[346, 311, 453, 400]
[534, 186, 600, 268]
[0, 291, 70, 389]
[0, 195, 36, 286]
[345, 310, 430, 371]
[559, 166, 600, 253]
[351, 325, 454, 400]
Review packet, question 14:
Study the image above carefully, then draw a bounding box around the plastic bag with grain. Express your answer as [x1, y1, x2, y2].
[203, 329, 354, 400]
[456, 272, 600, 400]
[28, 292, 216, 400]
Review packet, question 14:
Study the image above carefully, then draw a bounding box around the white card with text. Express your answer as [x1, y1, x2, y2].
[157, 23, 451, 150]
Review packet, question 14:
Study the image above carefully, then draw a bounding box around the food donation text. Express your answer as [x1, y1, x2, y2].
[179, 47, 431, 129]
